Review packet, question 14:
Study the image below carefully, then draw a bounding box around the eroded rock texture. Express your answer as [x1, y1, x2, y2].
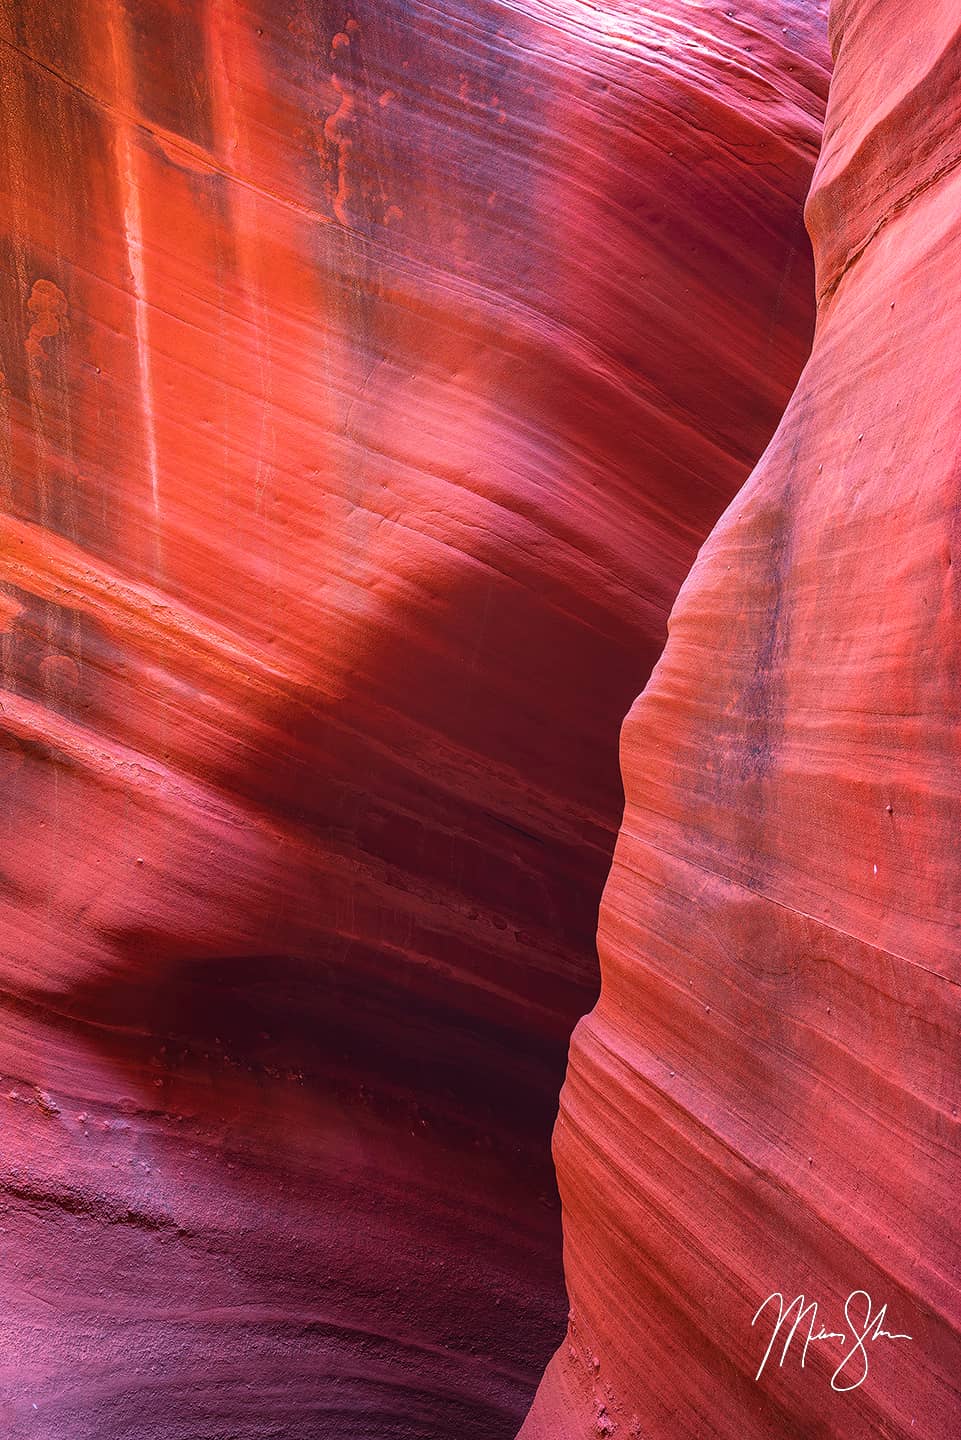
[0, 2, 827, 1435]
[521, 2, 961, 1437]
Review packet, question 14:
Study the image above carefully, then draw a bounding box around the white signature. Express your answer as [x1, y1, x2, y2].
[752, 1291, 913, 1392]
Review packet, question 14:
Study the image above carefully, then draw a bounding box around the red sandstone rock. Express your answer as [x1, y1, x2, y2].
[520, 2, 961, 1437]
[0, 2, 826, 1435]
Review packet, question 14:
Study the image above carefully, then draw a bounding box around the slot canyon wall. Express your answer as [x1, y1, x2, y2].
[521, 0, 961, 1436]
[0, 2, 829, 1437]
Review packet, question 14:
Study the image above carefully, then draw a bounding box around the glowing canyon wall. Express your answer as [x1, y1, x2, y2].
[521, 1, 961, 1436]
[0, 2, 829, 1436]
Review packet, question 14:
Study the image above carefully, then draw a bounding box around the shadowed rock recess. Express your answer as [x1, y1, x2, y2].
[0, 2, 829, 1437]
[521, 1, 961, 1437]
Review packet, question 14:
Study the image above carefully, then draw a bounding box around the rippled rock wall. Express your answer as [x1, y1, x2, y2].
[521, 2, 960, 1436]
[0, 2, 826, 1435]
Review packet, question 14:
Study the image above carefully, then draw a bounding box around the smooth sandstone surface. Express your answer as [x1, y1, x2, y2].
[521, 2, 961, 1437]
[0, 2, 826, 1435]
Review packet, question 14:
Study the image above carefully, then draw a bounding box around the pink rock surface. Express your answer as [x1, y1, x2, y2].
[521, 2, 961, 1436]
[0, 1, 826, 1434]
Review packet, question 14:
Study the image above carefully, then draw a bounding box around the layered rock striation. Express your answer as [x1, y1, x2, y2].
[521, 1, 961, 1436]
[0, 2, 827, 1435]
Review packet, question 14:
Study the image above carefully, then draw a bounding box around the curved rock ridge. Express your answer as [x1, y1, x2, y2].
[520, 2, 961, 1437]
[0, 1, 827, 1435]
